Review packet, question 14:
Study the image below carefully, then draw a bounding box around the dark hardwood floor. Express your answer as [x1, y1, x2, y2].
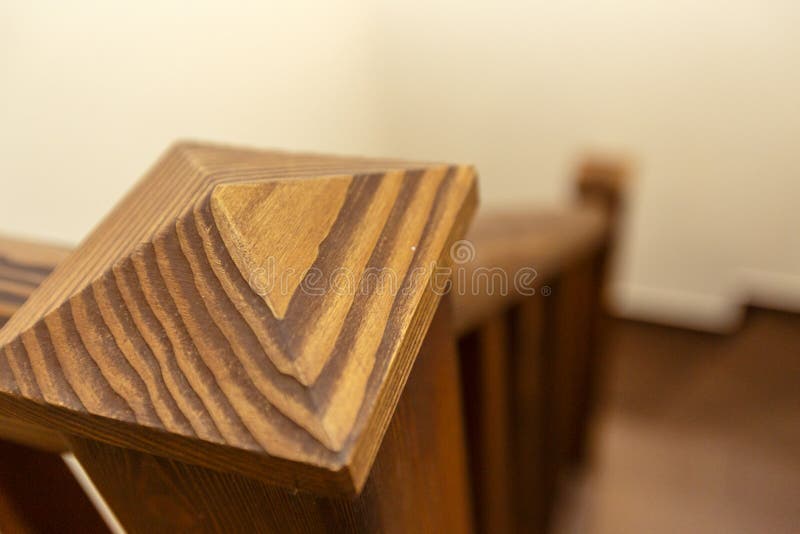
[556, 308, 800, 534]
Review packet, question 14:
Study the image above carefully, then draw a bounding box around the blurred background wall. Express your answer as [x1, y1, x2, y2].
[2, 0, 799, 331]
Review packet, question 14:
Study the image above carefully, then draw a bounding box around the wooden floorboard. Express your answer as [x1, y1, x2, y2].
[554, 309, 800, 534]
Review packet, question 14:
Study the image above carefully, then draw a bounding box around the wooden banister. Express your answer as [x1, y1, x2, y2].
[451, 158, 629, 533]
[0, 142, 478, 532]
[567, 156, 629, 466]
[0, 146, 629, 533]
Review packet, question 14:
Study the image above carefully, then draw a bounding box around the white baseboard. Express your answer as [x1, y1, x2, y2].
[610, 283, 744, 334]
[739, 268, 800, 314]
[611, 269, 800, 334]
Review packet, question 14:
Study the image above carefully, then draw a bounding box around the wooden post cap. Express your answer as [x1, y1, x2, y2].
[0, 142, 478, 494]
[576, 156, 630, 217]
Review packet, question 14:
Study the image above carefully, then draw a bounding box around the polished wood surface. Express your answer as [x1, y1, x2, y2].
[555, 310, 800, 534]
[68, 302, 473, 534]
[0, 142, 478, 494]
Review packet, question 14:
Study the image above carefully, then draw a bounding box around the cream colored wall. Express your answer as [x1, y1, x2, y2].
[0, 1, 383, 242]
[2, 1, 799, 330]
[368, 1, 800, 330]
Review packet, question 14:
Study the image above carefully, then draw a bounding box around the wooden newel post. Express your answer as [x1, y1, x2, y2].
[0, 143, 478, 533]
[567, 156, 629, 466]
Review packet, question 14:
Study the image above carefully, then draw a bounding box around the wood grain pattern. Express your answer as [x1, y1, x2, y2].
[68, 301, 473, 534]
[0, 237, 108, 532]
[0, 236, 71, 452]
[0, 142, 478, 494]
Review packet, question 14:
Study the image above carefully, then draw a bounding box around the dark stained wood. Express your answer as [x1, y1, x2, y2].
[550, 259, 596, 470]
[508, 296, 557, 534]
[570, 157, 628, 466]
[0, 142, 478, 494]
[0, 415, 67, 453]
[569, 249, 608, 466]
[69, 301, 473, 533]
[0, 438, 109, 533]
[575, 157, 629, 232]
[0, 149, 632, 533]
[452, 155, 628, 337]
[452, 157, 629, 533]
[572, 310, 800, 533]
[458, 315, 514, 533]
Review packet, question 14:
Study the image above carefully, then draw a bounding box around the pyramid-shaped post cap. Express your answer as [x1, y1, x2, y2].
[0, 142, 478, 494]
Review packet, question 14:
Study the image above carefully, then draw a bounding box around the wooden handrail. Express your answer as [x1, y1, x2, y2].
[453, 206, 606, 334]
[0, 142, 479, 532]
[0, 235, 70, 328]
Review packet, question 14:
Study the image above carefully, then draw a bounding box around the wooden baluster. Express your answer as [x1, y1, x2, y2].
[569, 157, 629, 466]
[507, 294, 558, 534]
[0, 143, 478, 532]
[448, 155, 629, 533]
[454, 192, 610, 533]
[550, 260, 596, 471]
[458, 314, 513, 533]
[568, 248, 609, 466]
